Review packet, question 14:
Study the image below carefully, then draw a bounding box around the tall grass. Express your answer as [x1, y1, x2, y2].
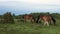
[0, 20, 60, 34]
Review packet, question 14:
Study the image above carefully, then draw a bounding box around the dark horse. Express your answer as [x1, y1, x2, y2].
[23, 14, 35, 23]
[36, 15, 56, 26]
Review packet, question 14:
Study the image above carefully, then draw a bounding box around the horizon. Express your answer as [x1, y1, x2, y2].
[0, 0, 60, 15]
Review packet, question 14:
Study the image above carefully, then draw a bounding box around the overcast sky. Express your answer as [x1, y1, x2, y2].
[0, 0, 60, 15]
[0, 0, 60, 4]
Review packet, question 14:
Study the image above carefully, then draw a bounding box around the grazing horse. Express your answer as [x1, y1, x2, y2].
[36, 15, 56, 26]
[23, 14, 35, 23]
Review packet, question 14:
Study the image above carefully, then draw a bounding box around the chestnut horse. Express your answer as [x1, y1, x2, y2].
[36, 15, 56, 26]
[23, 14, 35, 23]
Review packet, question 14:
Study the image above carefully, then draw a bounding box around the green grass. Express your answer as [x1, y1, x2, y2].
[0, 20, 60, 34]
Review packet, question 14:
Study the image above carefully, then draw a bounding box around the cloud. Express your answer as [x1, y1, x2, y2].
[0, 0, 60, 15]
[18, 0, 60, 4]
[0, 0, 60, 4]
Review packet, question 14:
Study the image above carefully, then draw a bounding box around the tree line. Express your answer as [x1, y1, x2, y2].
[0, 12, 60, 24]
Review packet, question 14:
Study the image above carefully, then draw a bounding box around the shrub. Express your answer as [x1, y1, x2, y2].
[3, 12, 15, 24]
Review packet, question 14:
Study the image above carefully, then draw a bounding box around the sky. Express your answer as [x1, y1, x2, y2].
[0, 0, 60, 15]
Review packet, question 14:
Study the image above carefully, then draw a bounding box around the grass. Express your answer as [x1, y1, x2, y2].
[0, 20, 60, 34]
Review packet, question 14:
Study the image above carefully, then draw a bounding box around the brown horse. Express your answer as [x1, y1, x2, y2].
[36, 15, 56, 26]
[23, 14, 35, 23]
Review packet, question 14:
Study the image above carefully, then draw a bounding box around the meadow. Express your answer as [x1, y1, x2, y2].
[0, 19, 60, 34]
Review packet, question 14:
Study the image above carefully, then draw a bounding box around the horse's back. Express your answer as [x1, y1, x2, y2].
[42, 15, 51, 21]
[23, 14, 35, 22]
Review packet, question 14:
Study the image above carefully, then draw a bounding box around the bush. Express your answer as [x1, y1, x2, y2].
[3, 12, 15, 24]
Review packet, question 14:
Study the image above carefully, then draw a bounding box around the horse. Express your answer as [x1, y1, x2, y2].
[23, 14, 35, 23]
[36, 15, 56, 26]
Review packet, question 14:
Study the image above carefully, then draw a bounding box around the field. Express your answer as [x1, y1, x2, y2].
[0, 19, 60, 34]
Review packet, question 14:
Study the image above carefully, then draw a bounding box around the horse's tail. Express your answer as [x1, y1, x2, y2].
[51, 17, 56, 25]
[36, 16, 40, 23]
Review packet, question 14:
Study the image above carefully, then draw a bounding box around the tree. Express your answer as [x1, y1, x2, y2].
[3, 12, 15, 24]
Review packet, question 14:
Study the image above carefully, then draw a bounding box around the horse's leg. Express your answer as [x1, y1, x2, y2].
[31, 19, 35, 23]
[49, 20, 52, 25]
[31, 19, 33, 23]
[44, 21, 46, 26]
[44, 21, 49, 26]
[46, 22, 49, 26]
